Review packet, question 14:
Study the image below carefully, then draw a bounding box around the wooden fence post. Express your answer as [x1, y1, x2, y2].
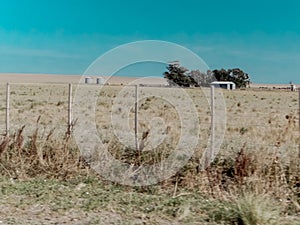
[298, 88, 300, 158]
[67, 83, 72, 136]
[135, 84, 139, 152]
[206, 85, 215, 167]
[5, 83, 10, 136]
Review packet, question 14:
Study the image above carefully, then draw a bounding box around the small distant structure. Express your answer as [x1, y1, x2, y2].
[211, 81, 236, 90]
[84, 77, 93, 84]
[96, 77, 105, 85]
[290, 82, 297, 91]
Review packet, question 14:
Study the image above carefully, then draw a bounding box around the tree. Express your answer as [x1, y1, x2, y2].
[164, 63, 193, 87]
[164, 63, 213, 87]
[212, 68, 250, 88]
[188, 69, 215, 87]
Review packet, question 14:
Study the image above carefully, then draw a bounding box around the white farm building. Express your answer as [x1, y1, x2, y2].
[211, 81, 236, 90]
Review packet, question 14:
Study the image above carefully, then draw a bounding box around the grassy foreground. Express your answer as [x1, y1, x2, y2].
[0, 124, 299, 224]
[1, 175, 298, 225]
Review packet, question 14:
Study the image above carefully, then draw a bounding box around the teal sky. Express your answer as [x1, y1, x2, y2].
[0, 0, 299, 83]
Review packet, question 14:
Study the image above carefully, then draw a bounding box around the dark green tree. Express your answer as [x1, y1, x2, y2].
[212, 68, 250, 88]
[164, 63, 194, 87]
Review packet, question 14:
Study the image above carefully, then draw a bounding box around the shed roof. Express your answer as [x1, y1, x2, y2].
[211, 81, 235, 84]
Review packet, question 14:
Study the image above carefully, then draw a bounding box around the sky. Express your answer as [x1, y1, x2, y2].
[0, 0, 299, 83]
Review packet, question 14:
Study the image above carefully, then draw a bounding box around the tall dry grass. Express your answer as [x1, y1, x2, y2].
[2, 118, 298, 209]
[0, 117, 88, 180]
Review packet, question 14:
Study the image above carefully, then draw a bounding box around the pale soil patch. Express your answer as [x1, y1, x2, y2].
[0, 205, 124, 225]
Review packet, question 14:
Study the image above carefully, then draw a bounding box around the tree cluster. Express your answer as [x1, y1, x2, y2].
[164, 63, 250, 88]
[163, 63, 214, 87]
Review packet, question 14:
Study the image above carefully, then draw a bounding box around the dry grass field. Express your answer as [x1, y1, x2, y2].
[0, 77, 299, 224]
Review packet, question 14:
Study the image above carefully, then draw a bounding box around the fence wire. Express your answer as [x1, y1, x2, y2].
[1, 83, 299, 158]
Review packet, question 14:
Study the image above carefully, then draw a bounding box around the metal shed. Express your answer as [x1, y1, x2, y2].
[96, 77, 105, 85]
[211, 81, 236, 90]
[84, 77, 93, 84]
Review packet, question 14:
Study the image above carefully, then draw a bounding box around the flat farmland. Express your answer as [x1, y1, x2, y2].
[0, 83, 298, 156]
[0, 82, 299, 224]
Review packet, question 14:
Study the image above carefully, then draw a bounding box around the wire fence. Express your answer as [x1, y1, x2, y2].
[1, 82, 299, 159]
